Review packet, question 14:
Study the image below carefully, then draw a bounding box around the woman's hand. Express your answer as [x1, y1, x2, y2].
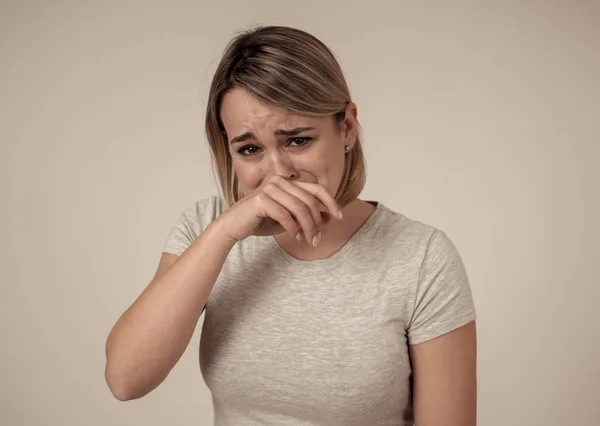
[215, 176, 343, 246]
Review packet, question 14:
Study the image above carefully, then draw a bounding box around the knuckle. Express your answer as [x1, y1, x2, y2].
[254, 192, 269, 205]
[260, 182, 278, 194]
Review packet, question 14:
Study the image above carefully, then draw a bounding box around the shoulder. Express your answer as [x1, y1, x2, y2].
[162, 195, 228, 256]
[370, 202, 441, 253]
[177, 195, 228, 226]
[372, 204, 478, 345]
[367, 202, 466, 273]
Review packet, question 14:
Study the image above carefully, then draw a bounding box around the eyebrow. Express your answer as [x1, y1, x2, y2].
[229, 127, 316, 144]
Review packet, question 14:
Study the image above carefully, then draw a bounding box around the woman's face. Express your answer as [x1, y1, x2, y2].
[220, 88, 358, 199]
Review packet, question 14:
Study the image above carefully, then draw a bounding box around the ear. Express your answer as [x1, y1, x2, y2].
[341, 102, 358, 148]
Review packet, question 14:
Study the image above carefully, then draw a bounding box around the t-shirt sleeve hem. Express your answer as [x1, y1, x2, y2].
[162, 242, 186, 256]
[408, 310, 477, 345]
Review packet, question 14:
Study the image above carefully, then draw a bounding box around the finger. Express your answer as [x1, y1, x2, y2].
[262, 183, 319, 245]
[270, 178, 324, 230]
[255, 193, 300, 239]
[288, 181, 343, 220]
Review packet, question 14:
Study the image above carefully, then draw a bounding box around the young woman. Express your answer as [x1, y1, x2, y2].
[105, 25, 477, 426]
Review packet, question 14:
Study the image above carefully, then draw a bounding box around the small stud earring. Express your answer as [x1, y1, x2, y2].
[344, 145, 351, 151]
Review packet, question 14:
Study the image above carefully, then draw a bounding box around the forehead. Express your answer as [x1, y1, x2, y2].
[220, 89, 322, 133]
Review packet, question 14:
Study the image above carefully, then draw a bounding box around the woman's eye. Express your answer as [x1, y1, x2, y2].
[237, 145, 261, 156]
[289, 137, 312, 147]
[237, 138, 312, 157]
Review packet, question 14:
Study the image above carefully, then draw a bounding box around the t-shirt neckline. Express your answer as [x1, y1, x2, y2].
[266, 200, 384, 266]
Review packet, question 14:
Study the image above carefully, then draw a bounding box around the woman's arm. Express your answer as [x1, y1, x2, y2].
[104, 219, 236, 401]
[409, 320, 477, 426]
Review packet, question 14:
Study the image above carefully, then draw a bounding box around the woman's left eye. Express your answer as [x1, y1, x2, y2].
[288, 137, 312, 147]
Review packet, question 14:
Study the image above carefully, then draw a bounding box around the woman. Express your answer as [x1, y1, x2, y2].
[105, 25, 477, 425]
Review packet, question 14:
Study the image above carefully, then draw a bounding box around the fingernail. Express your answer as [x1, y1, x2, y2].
[296, 232, 302, 242]
[338, 210, 344, 220]
[312, 232, 321, 247]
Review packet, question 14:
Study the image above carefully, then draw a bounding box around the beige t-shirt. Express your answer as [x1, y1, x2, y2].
[163, 195, 476, 425]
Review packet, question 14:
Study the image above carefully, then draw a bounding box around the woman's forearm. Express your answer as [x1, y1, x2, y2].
[104, 219, 235, 401]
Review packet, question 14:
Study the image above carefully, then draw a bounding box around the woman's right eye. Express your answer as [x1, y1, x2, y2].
[237, 145, 261, 156]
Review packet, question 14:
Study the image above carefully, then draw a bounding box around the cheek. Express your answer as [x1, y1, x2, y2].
[233, 161, 263, 190]
[333, 156, 347, 187]
[317, 150, 346, 194]
[323, 145, 345, 172]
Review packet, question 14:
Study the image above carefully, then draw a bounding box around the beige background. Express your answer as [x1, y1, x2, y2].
[1, 1, 599, 425]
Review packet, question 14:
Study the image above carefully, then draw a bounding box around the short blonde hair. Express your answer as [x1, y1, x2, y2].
[205, 25, 366, 208]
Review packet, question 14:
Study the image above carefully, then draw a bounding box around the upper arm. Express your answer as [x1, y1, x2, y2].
[409, 320, 477, 426]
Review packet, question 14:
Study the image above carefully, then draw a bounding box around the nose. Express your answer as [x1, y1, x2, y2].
[267, 151, 297, 180]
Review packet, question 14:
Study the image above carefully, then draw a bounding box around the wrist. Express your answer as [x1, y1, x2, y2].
[205, 215, 239, 248]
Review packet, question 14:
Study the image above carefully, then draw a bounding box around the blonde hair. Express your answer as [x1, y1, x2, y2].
[205, 25, 366, 208]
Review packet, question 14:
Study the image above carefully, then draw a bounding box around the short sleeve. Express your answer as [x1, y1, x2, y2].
[407, 229, 477, 345]
[162, 196, 225, 256]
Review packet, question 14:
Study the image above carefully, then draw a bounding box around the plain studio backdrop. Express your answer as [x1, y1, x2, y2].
[1, 1, 599, 425]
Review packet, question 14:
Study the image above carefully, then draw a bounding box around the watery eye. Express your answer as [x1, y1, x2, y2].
[289, 137, 312, 146]
[238, 145, 260, 156]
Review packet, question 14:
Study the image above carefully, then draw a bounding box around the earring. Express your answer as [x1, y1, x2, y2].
[344, 145, 351, 151]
